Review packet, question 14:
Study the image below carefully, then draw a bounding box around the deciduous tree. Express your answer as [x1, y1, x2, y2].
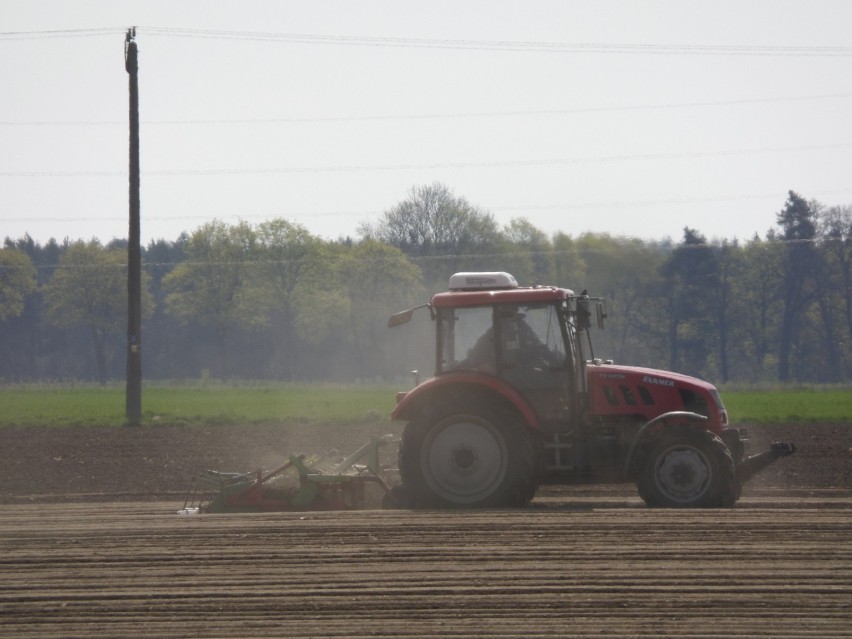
[163, 221, 262, 379]
[503, 218, 551, 284]
[254, 219, 323, 377]
[43, 241, 153, 385]
[0, 247, 36, 321]
[338, 239, 423, 377]
[360, 182, 503, 287]
[576, 233, 665, 367]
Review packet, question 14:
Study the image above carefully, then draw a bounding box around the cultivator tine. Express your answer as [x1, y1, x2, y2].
[178, 470, 206, 515]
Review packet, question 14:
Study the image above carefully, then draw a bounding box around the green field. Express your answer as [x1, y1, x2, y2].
[0, 383, 848, 428]
[0, 384, 398, 428]
[721, 387, 851, 424]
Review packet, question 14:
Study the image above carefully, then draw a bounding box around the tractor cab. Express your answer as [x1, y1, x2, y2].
[430, 272, 600, 430]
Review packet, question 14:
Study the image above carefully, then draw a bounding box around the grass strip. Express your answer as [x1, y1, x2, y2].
[0, 383, 398, 428]
[722, 388, 852, 424]
[0, 384, 848, 428]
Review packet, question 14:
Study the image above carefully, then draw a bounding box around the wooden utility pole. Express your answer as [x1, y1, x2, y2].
[125, 28, 142, 425]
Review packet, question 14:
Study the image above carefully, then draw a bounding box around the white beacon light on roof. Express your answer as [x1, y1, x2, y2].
[448, 272, 519, 291]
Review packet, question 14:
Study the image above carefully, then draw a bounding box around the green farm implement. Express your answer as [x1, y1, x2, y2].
[180, 435, 396, 513]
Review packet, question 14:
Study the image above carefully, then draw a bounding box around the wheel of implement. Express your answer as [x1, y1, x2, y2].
[399, 406, 536, 509]
[637, 427, 737, 508]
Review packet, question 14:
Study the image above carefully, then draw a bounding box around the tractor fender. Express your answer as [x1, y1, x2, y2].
[623, 411, 708, 477]
[391, 372, 543, 431]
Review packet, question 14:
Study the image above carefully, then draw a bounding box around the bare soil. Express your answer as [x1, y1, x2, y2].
[0, 422, 850, 638]
[1, 422, 849, 501]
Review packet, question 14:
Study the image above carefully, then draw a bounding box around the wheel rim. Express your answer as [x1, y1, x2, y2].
[652, 443, 712, 504]
[420, 416, 508, 504]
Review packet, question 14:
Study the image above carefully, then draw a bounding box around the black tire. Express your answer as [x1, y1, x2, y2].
[637, 427, 737, 508]
[399, 406, 536, 509]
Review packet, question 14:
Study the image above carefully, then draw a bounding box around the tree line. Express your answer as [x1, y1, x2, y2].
[1, 185, 849, 385]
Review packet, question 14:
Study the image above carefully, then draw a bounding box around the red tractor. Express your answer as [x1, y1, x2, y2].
[388, 272, 794, 508]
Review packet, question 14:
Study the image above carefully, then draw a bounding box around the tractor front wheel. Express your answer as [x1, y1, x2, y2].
[637, 427, 737, 508]
[399, 407, 535, 509]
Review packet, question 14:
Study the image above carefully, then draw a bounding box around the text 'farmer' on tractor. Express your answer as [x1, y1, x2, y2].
[388, 272, 795, 509]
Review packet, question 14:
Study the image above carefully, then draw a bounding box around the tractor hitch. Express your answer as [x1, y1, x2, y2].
[738, 441, 796, 484]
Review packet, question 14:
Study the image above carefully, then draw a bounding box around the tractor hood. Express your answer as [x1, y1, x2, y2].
[586, 362, 728, 430]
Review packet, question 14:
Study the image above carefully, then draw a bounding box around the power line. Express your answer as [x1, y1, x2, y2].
[3, 93, 851, 127]
[0, 27, 124, 40]
[2, 210, 382, 223]
[489, 189, 852, 212]
[5, 189, 851, 225]
[2, 26, 851, 57]
[138, 27, 852, 57]
[3, 235, 846, 273]
[2, 141, 850, 178]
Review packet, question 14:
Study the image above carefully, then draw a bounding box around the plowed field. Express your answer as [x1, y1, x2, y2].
[1, 422, 850, 638]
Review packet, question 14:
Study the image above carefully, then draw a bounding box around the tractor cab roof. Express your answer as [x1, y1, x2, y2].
[432, 272, 574, 308]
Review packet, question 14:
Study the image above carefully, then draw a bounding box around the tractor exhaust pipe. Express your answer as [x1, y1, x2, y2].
[738, 442, 796, 484]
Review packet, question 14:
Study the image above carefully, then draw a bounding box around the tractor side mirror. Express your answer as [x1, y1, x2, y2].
[596, 300, 606, 330]
[388, 308, 414, 327]
[576, 297, 591, 331]
[388, 303, 433, 328]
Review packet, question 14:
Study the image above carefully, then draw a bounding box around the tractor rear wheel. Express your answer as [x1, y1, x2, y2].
[637, 427, 737, 508]
[399, 406, 535, 508]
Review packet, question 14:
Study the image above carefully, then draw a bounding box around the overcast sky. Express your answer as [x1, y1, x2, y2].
[2, 0, 851, 246]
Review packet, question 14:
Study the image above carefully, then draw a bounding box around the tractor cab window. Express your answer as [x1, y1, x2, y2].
[438, 306, 494, 373]
[496, 304, 565, 371]
[439, 301, 575, 426]
[440, 303, 566, 375]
